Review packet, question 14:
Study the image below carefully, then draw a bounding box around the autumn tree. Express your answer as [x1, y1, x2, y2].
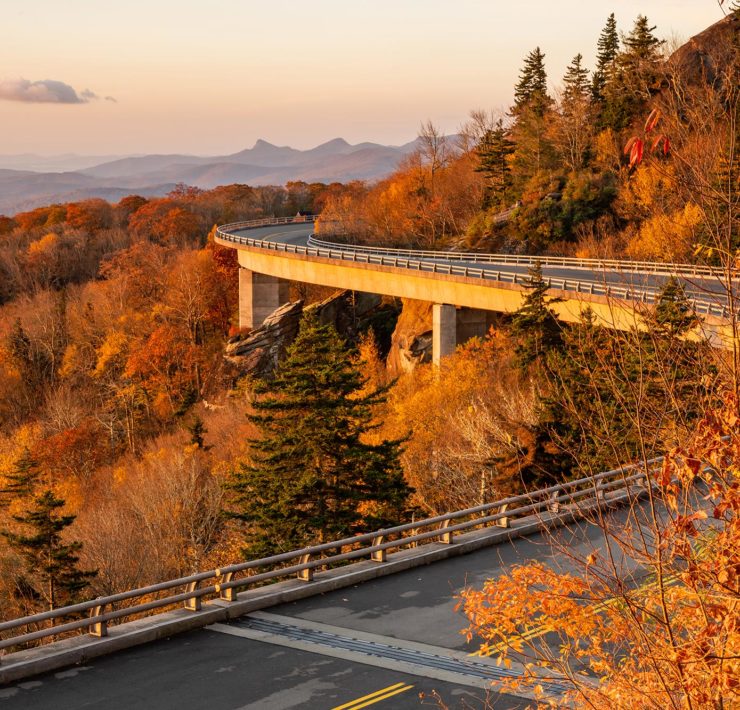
[458, 393, 739, 708]
[228, 313, 412, 557]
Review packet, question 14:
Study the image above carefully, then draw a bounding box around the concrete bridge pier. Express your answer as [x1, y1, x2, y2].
[456, 307, 489, 343]
[433, 303, 456, 365]
[239, 268, 290, 330]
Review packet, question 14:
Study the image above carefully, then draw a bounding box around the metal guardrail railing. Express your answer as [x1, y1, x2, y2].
[0, 457, 660, 658]
[214, 218, 729, 318]
[306, 235, 720, 278]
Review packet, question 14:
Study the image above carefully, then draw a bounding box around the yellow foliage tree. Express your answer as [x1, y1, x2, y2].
[627, 202, 703, 262]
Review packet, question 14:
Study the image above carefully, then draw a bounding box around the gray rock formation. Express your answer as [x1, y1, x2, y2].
[385, 299, 433, 376]
[224, 289, 384, 379]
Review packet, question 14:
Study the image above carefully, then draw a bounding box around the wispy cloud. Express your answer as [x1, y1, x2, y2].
[0, 78, 116, 104]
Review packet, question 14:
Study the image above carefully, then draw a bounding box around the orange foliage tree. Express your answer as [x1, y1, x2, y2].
[457, 396, 740, 708]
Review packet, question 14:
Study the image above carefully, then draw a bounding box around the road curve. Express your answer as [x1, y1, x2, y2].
[215, 218, 732, 321]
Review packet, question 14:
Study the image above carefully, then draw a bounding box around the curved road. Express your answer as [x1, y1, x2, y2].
[216, 220, 732, 319]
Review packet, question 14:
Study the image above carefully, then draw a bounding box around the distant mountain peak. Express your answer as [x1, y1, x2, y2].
[318, 137, 350, 148]
[253, 139, 281, 149]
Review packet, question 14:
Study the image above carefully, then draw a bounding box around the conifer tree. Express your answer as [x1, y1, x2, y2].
[622, 15, 664, 62]
[651, 276, 699, 338]
[229, 313, 412, 557]
[512, 262, 563, 367]
[475, 119, 515, 209]
[510, 49, 557, 181]
[558, 54, 593, 170]
[1, 452, 96, 611]
[513, 47, 551, 117]
[563, 54, 590, 105]
[591, 13, 619, 105]
[0, 448, 41, 502]
[600, 15, 664, 131]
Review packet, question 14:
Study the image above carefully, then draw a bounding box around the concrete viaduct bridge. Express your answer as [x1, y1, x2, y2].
[214, 217, 734, 363]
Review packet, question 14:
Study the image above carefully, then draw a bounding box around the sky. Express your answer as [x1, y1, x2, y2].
[0, 1, 728, 156]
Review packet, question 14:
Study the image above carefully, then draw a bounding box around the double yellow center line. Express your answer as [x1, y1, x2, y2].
[331, 682, 414, 709]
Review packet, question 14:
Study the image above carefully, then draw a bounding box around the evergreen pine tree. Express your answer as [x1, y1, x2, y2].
[2, 490, 97, 610]
[513, 47, 551, 117]
[512, 262, 563, 367]
[475, 119, 515, 209]
[563, 54, 590, 105]
[229, 313, 412, 557]
[0, 448, 41, 502]
[591, 13, 619, 105]
[622, 15, 664, 61]
[652, 277, 700, 338]
[599, 15, 664, 131]
[187, 416, 209, 450]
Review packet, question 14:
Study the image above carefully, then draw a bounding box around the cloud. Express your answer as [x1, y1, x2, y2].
[0, 78, 116, 104]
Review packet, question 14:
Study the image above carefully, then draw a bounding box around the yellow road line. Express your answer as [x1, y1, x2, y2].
[331, 682, 413, 710]
[349, 684, 414, 709]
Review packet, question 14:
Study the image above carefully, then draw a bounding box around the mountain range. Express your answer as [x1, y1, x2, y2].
[0, 137, 422, 216]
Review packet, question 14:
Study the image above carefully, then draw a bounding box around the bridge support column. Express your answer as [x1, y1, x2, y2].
[433, 304, 456, 366]
[239, 268, 290, 330]
[456, 307, 488, 343]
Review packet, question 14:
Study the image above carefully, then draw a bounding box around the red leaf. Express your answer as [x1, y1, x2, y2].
[629, 139, 644, 168]
[644, 108, 661, 134]
[624, 136, 638, 156]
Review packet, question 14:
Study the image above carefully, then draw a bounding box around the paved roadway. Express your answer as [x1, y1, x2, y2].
[0, 513, 627, 709]
[228, 223, 731, 311]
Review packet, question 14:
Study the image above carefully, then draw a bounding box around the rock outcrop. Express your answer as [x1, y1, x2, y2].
[224, 289, 384, 379]
[667, 13, 739, 88]
[225, 300, 303, 379]
[385, 299, 433, 376]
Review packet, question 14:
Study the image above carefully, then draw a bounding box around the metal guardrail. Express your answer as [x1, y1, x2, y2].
[306, 235, 720, 278]
[0, 458, 660, 657]
[214, 218, 729, 318]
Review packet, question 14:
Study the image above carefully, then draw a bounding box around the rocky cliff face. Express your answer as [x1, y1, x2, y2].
[667, 13, 739, 88]
[225, 290, 383, 379]
[385, 299, 433, 376]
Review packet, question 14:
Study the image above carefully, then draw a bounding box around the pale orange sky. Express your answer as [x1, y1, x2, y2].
[0, 0, 726, 156]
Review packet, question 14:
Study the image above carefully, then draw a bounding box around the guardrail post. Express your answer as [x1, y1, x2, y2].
[89, 603, 107, 637]
[595, 479, 606, 503]
[439, 519, 454, 544]
[548, 491, 561, 513]
[297, 553, 313, 581]
[496, 503, 510, 528]
[184, 581, 201, 611]
[217, 571, 237, 602]
[371, 535, 387, 562]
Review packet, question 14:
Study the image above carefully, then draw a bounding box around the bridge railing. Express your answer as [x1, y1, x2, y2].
[306, 235, 721, 278]
[0, 457, 662, 658]
[215, 220, 729, 317]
